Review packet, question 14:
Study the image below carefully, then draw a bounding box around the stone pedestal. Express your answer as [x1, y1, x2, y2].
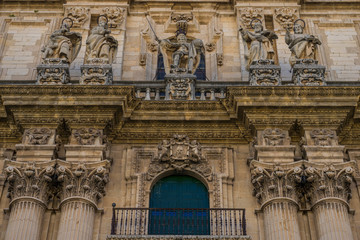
[5, 198, 46, 240]
[263, 199, 301, 240]
[57, 198, 96, 240]
[37, 58, 70, 85]
[15, 144, 57, 161]
[165, 74, 196, 100]
[312, 200, 353, 240]
[249, 60, 281, 86]
[304, 145, 345, 162]
[64, 145, 106, 162]
[256, 145, 296, 163]
[292, 59, 326, 86]
[80, 64, 113, 85]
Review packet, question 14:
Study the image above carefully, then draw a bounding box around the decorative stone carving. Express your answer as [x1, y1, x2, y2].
[239, 21, 278, 71]
[5, 162, 56, 203]
[139, 53, 147, 66]
[81, 15, 118, 85]
[71, 128, 103, 145]
[56, 161, 110, 203]
[23, 128, 54, 145]
[274, 8, 298, 29]
[286, 19, 322, 68]
[205, 42, 216, 52]
[147, 135, 212, 181]
[102, 7, 126, 28]
[65, 7, 90, 28]
[263, 128, 287, 146]
[165, 75, 195, 100]
[239, 8, 263, 29]
[37, 18, 82, 84]
[292, 59, 326, 86]
[147, 42, 158, 52]
[249, 59, 281, 86]
[171, 13, 193, 23]
[216, 53, 224, 66]
[310, 129, 337, 146]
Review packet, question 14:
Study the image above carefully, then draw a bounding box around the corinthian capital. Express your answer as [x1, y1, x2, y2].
[56, 160, 110, 203]
[4, 161, 56, 204]
[250, 161, 304, 206]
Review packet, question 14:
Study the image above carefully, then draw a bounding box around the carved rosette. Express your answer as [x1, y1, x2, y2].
[71, 128, 103, 145]
[147, 135, 213, 182]
[56, 161, 110, 203]
[65, 7, 90, 28]
[239, 8, 264, 29]
[274, 8, 298, 29]
[5, 162, 56, 204]
[310, 129, 337, 146]
[102, 7, 126, 28]
[292, 59, 326, 86]
[249, 60, 281, 86]
[250, 161, 303, 206]
[23, 128, 54, 145]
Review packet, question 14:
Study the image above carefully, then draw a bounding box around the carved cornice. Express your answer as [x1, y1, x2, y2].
[56, 160, 111, 204]
[4, 161, 56, 205]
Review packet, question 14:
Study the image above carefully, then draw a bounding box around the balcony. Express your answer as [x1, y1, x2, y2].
[107, 205, 251, 240]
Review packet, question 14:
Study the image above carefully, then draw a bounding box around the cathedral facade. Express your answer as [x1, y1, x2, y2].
[0, 0, 360, 240]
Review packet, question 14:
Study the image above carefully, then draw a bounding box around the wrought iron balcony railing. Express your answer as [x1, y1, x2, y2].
[110, 205, 247, 236]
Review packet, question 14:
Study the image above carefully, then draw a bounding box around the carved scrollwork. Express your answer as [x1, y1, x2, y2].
[23, 128, 54, 145]
[102, 7, 126, 28]
[310, 129, 337, 146]
[56, 161, 110, 203]
[147, 135, 213, 182]
[239, 8, 264, 29]
[72, 128, 103, 145]
[5, 162, 56, 203]
[65, 7, 90, 28]
[274, 8, 298, 29]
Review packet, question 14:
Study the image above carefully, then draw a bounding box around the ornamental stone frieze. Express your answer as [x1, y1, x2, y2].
[146, 135, 212, 182]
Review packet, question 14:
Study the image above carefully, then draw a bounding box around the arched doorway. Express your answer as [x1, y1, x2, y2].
[149, 175, 210, 235]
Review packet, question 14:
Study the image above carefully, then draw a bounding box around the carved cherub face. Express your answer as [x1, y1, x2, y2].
[253, 23, 263, 33]
[177, 34, 187, 44]
[294, 24, 303, 34]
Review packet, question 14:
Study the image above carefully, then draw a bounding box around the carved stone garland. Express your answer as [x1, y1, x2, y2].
[146, 135, 213, 182]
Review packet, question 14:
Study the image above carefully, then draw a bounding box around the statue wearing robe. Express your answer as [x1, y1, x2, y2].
[239, 23, 278, 71]
[41, 22, 82, 64]
[285, 23, 322, 67]
[84, 20, 118, 64]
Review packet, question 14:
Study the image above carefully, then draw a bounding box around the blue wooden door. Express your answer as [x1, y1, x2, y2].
[149, 175, 210, 235]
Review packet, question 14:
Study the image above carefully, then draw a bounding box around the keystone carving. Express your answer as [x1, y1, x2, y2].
[23, 128, 54, 145]
[5, 162, 56, 204]
[65, 7, 90, 28]
[56, 161, 110, 203]
[310, 129, 337, 146]
[147, 135, 212, 181]
[239, 8, 264, 29]
[274, 8, 298, 29]
[71, 128, 103, 145]
[102, 7, 126, 28]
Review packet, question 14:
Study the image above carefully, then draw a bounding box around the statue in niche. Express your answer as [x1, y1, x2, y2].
[239, 19, 278, 71]
[41, 18, 82, 63]
[84, 15, 118, 64]
[158, 23, 204, 75]
[285, 19, 322, 67]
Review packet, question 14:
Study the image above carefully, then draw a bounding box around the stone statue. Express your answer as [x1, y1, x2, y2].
[41, 18, 82, 64]
[239, 20, 278, 71]
[285, 19, 321, 68]
[158, 31, 204, 74]
[84, 16, 118, 64]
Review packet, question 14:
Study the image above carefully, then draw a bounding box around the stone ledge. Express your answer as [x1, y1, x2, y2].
[107, 235, 252, 240]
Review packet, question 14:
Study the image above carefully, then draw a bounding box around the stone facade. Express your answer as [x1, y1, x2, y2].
[0, 1, 360, 240]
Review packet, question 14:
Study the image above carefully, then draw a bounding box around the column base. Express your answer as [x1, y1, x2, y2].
[249, 60, 281, 86]
[37, 58, 70, 85]
[292, 59, 326, 86]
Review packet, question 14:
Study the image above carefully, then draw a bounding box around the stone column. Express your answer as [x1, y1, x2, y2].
[250, 161, 303, 240]
[4, 162, 56, 240]
[304, 163, 356, 240]
[56, 159, 110, 240]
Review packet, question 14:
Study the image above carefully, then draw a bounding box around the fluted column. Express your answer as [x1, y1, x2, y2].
[4, 162, 56, 240]
[250, 160, 303, 240]
[305, 163, 356, 240]
[56, 160, 110, 240]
